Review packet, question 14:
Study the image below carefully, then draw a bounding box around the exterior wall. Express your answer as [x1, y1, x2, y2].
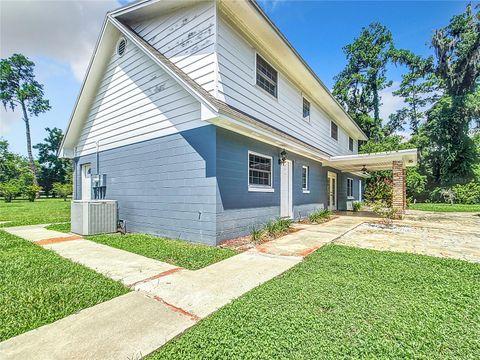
[216, 16, 358, 157]
[73, 126, 218, 245]
[128, 0, 217, 95]
[337, 172, 363, 211]
[76, 37, 206, 157]
[215, 128, 326, 241]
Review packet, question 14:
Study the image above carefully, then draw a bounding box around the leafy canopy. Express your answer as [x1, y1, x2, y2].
[333, 22, 395, 140]
[0, 54, 50, 116]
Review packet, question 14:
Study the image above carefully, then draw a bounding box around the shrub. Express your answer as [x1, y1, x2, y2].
[250, 227, 265, 243]
[352, 201, 362, 212]
[52, 182, 72, 201]
[406, 167, 427, 202]
[371, 200, 397, 225]
[364, 175, 393, 206]
[265, 218, 293, 237]
[308, 209, 331, 223]
[23, 185, 42, 202]
[452, 182, 480, 204]
[252, 218, 293, 243]
[0, 180, 21, 202]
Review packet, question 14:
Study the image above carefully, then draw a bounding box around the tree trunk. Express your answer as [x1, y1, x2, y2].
[20, 101, 38, 186]
[372, 81, 380, 123]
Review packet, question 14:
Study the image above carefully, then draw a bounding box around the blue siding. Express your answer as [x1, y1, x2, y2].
[337, 172, 363, 210]
[215, 128, 326, 241]
[73, 125, 364, 245]
[74, 125, 218, 245]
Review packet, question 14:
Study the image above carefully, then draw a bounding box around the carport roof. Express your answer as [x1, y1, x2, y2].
[324, 149, 418, 174]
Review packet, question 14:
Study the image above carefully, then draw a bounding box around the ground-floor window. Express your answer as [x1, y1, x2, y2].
[302, 166, 309, 192]
[248, 151, 272, 190]
[347, 178, 353, 197]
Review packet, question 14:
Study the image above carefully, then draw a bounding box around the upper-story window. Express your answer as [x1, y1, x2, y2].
[349, 137, 354, 152]
[302, 98, 310, 120]
[331, 121, 338, 141]
[256, 54, 277, 98]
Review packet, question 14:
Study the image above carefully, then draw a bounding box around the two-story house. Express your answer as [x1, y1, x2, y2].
[59, 0, 417, 245]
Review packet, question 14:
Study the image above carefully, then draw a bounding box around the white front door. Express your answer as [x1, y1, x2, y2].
[81, 164, 92, 200]
[280, 160, 293, 218]
[327, 171, 337, 211]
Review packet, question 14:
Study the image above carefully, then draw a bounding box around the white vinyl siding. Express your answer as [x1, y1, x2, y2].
[76, 39, 204, 157]
[128, 0, 217, 95]
[216, 17, 355, 156]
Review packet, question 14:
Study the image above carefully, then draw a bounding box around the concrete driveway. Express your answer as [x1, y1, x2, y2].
[335, 210, 480, 263]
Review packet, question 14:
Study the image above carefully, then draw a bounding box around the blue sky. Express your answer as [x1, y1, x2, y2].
[0, 0, 474, 156]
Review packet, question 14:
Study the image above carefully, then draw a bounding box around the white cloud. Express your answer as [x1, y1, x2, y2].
[257, 0, 283, 12]
[379, 82, 412, 138]
[0, 0, 120, 81]
[379, 82, 405, 123]
[0, 106, 21, 137]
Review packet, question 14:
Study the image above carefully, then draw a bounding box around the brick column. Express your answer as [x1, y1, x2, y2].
[392, 160, 405, 219]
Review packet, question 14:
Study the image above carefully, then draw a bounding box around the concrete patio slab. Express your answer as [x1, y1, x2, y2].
[0, 292, 196, 360]
[135, 251, 301, 318]
[43, 239, 179, 286]
[335, 220, 480, 263]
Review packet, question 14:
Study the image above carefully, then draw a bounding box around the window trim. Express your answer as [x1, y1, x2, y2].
[248, 150, 274, 192]
[347, 177, 354, 198]
[255, 53, 278, 99]
[330, 121, 338, 141]
[302, 165, 310, 193]
[349, 137, 354, 152]
[302, 97, 311, 121]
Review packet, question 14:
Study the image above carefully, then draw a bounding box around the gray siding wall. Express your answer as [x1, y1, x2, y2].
[215, 128, 326, 241]
[337, 172, 363, 211]
[216, 16, 359, 156]
[74, 126, 218, 245]
[127, 0, 217, 95]
[76, 34, 205, 157]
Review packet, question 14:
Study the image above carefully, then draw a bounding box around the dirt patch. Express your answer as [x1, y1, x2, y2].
[219, 226, 302, 252]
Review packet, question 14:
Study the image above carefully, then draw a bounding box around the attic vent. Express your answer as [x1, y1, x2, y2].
[117, 38, 127, 57]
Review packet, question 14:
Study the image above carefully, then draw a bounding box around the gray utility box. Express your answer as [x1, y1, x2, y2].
[71, 200, 117, 235]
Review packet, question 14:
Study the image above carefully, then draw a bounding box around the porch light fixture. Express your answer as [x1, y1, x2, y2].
[279, 150, 287, 164]
[361, 165, 369, 175]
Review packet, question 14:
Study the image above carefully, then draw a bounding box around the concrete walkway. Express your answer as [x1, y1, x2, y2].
[0, 292, 196, 360]
[1, 217, 363, 359]
[2, 224, 178, 286]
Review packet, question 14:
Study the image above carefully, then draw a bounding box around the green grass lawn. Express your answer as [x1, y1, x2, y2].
[46, 222, 71, 233]
[409, 202, 480, 212]
[151, 245, 480, 359]
[0, 198, 70, 227]
[46, 223, 237, 270]
[87, 233, 237, 270]
[0, 230, 128, 341]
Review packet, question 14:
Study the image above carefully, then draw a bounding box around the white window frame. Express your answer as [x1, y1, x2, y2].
[347, 178, 354, 199]
[248, 151, 274, 192]
[302, 97, 311, 121]
[349, 137, 354, 152]
[331, 121, 338, 141]
[302, 165, 310, 193]
[255, 53, 279, 100]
